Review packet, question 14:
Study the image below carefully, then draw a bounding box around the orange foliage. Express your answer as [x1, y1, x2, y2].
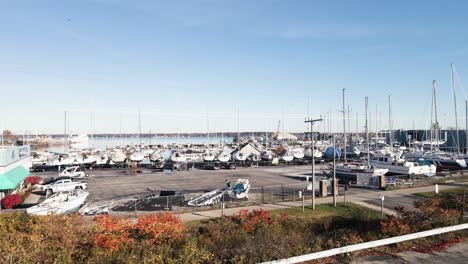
[94, 215, 134, 252]
[94, 213, 184, 253]
[380, 216, 414, 237]
[227, 209, 275, 232]
[135, 212, 184, 244]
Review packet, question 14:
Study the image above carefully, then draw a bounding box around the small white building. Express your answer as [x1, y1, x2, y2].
[233, 143, 261, 156]
[0, 145, 31, 200]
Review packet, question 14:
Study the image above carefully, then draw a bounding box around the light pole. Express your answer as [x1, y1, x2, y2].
[305, 117, 323, 210]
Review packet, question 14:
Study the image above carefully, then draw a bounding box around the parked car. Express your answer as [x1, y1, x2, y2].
[43, 176, 73, 185]
[221, 163, 236, 170]
[204, 162, 220, 170]
[40, 179, 87, 196]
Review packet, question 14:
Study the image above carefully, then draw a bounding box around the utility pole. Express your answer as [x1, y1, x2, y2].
[305, 117, 323, 210]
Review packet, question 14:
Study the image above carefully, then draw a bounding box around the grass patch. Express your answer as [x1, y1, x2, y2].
[184, 202, 384, 227]
[414, 188, 466, 198]
[270, 202, 384, 219]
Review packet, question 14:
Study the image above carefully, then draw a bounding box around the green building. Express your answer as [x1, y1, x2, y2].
[0, 145, 31, 201]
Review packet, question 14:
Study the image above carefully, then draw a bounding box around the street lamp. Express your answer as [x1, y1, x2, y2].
[305, 117, 323, 210]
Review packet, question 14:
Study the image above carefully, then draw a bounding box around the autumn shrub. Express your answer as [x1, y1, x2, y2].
[94, 213, 185, 254]
[380, 194, 462, 240]
[134, 212, 184, 244]
[24, 175, 43, 185]
[190, 209, 375, 263]
[92, 213, 210, 263]
[94, 215, 134, 253]
[0, 213, 94, 264]
[225, 209, 276, 232]
[1, 194, 22, 209]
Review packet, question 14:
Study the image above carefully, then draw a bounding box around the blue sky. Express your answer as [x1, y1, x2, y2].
[1, 0, 468, 134]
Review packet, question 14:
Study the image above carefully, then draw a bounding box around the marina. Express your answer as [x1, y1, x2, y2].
[2, 1, 468, 262]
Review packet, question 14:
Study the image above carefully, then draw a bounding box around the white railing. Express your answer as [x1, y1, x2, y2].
[260, 223, 468, 264]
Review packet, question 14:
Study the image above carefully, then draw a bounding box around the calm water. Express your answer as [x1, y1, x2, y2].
[72, 135, 234, 150]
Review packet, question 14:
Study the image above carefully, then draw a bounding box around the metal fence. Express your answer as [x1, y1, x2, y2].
[354, 174, 380, 189]
[105, 182, 314, 215]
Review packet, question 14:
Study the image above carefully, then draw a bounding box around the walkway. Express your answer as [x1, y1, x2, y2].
[178, 183, 462, 222]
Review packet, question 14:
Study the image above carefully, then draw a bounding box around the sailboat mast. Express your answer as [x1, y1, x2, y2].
[356, 112, 358, 141]
[365, 97, 370, 167]
[342, 88, 347, 162]
[237, 104, 240, 143]
[138, 106, 142, 144]
[376, 105, 378, 142]
[466, 100, 468, 154]
[388, 95, 393, 151]
[348, 105, 351, 144]
[434, 81, 439, 150]
[451, 63, 460, 154]
[64, 110, 67, 153]
[431, 81, 434, 151]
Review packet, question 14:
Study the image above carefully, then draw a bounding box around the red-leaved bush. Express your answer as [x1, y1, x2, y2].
[24, 176, 43, 185]
[134, 212, 184, 244]
[94, 215, 133, 252]
[1, 194, 22, 209]
[94, 213, 184, 253]
[226, 209, 276, 232]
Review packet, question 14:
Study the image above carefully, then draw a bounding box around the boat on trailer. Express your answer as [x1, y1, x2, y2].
[228, 179, 250, 200]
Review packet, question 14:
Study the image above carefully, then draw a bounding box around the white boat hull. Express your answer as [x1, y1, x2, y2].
[369, 161, 436, 176]
[27, 191, 89, 216]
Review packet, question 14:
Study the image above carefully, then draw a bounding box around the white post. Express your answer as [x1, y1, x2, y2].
[300, 191, 304, 212]
[380, 195, 385, 215]
[435, 184, 439, 194]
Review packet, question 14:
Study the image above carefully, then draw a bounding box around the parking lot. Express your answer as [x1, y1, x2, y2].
[34, 164, 325, 203]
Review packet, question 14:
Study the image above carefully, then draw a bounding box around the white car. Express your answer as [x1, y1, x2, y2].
[41, 179, 88, 195]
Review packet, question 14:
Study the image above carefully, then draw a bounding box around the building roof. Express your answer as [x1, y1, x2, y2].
[0, 166, 29, 190]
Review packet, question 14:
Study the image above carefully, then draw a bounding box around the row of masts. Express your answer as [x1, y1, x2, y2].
[58, 65, 467, 155]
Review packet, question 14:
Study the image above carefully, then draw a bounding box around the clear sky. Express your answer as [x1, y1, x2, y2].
[1, 0, 468, 134]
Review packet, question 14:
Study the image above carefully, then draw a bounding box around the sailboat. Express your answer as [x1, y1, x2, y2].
[409, 79, 466, 171]
[203, 150, 216, 162]
[291, 147, 305, 159]
[171, 151, 187, 163]
[111, 149, 127, 164]
[304, 147, 323, 159]
[129, 149, 145, 162]
[278, 148, 294, 162]
[232, 151, 248, 161]
[216, 151, 231, 163]
[260, 150, 274, 161]
[333, 96, 388, 180]
[370, 152, 436, 176]
[27, 190, 89, 216]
